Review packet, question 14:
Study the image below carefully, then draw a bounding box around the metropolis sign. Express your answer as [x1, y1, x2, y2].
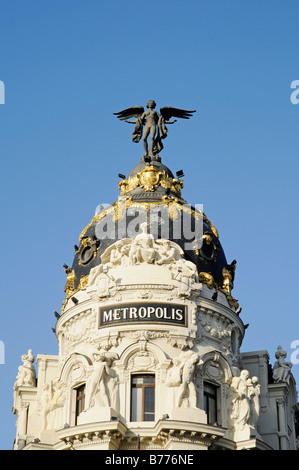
[99, 303, 187, 328]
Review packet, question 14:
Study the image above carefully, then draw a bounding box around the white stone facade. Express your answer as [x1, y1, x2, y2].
[12, 237, 298, 450]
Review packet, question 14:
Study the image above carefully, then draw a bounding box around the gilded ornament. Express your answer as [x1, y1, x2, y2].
[168, 203, 179, 220]
[76, 237, 100, 266]
[138, 166, 161, 191]
[197, 232, 218, 263]
[78, 275, 89, 289]
[61, 274, 90, 313]
[221, 260, 237, 295]
[198, 271, 240, 311]
[198, 272, 215, 289]
[64, 267, 75, 295]
[118, 165, 184, 197]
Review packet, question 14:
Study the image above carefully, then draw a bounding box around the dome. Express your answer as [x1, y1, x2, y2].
[62, 157, 238, 311]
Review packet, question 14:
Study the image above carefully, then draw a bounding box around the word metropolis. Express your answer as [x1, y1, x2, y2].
[99, 303, 187, 327]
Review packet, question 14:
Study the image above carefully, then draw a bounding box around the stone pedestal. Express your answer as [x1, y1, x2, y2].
[225, 425, 262, 443]
[170, 407, 207, 424]
[39, 429, 58, 445]
[77, 407, 119, 425]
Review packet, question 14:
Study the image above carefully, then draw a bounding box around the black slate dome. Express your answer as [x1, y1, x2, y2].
[62, 157, 238, 311]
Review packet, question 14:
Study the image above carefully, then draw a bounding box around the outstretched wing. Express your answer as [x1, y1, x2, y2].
[113, 106, 144, 121]
[160, 106, 196, 121]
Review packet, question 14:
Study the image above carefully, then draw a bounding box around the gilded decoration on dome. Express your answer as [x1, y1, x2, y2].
[64, 265, 75, 295]
[61, 274, 89, 313]
[76, 237, 100, 266]
[118, 165, 184, 196]
[221, 260, 237, 295]
[198, 271, 239, 310]
[79, 197, 208, 240]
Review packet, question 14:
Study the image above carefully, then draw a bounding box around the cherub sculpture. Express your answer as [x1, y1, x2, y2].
[113, 100, 196, 157]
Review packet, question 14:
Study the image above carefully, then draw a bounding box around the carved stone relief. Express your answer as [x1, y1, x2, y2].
[127, 351, 157, 371]
[58, 310, 95, 356]
[196, 307, 240, 360]
[202, 358, 224, 383]
[87, 227, 199, 296]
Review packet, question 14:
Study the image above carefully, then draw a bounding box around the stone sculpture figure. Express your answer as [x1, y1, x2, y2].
[88, 232, 199, 297]
[85, 352, 112, 409]
[247, 376, 260, 430]
[166, 350, 201, 409]
[156, 240, 179, 265]
[176, 350, 200, 408]
[129, 222, 157, 264]
[110, 240, 124, 266]
[272, 345, 293, 384]
[14, 349, 36, 389]
[43, 379, 66, 431]
[40, 384, 50, 431]
[84, 351, 118, 411]
[227, 369, 261, 440]
[229, 370, 251, 431]
[114, 100, 196, 157]
[165, 357, 183, 412]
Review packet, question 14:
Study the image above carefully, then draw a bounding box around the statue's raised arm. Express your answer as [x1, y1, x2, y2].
[113, 100, 196, 159]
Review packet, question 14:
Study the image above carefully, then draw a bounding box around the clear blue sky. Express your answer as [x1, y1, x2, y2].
[0, 0, 299, 450]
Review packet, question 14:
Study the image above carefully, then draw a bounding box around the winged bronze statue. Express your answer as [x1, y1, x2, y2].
[113, 100, 196, 158]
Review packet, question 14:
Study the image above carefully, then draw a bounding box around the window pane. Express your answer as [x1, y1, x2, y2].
[131, 375, 155, 422]
[208, 396, 217, 424]
[132, 376, 144, 385]
[131, 387, 142, 421]
[132, 375, 155, 385]
[144, 387, 155, 412]
[143, 376, 155, 384]
[204, 383, 216, 396]
[203, 382, 218, 425]
[204, 394, 208, 412]
[75, 385, 86, 423]
[144, 413, 155, 421]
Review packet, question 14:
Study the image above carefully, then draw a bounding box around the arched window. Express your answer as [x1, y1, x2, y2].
[131, 375, 155, 422]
